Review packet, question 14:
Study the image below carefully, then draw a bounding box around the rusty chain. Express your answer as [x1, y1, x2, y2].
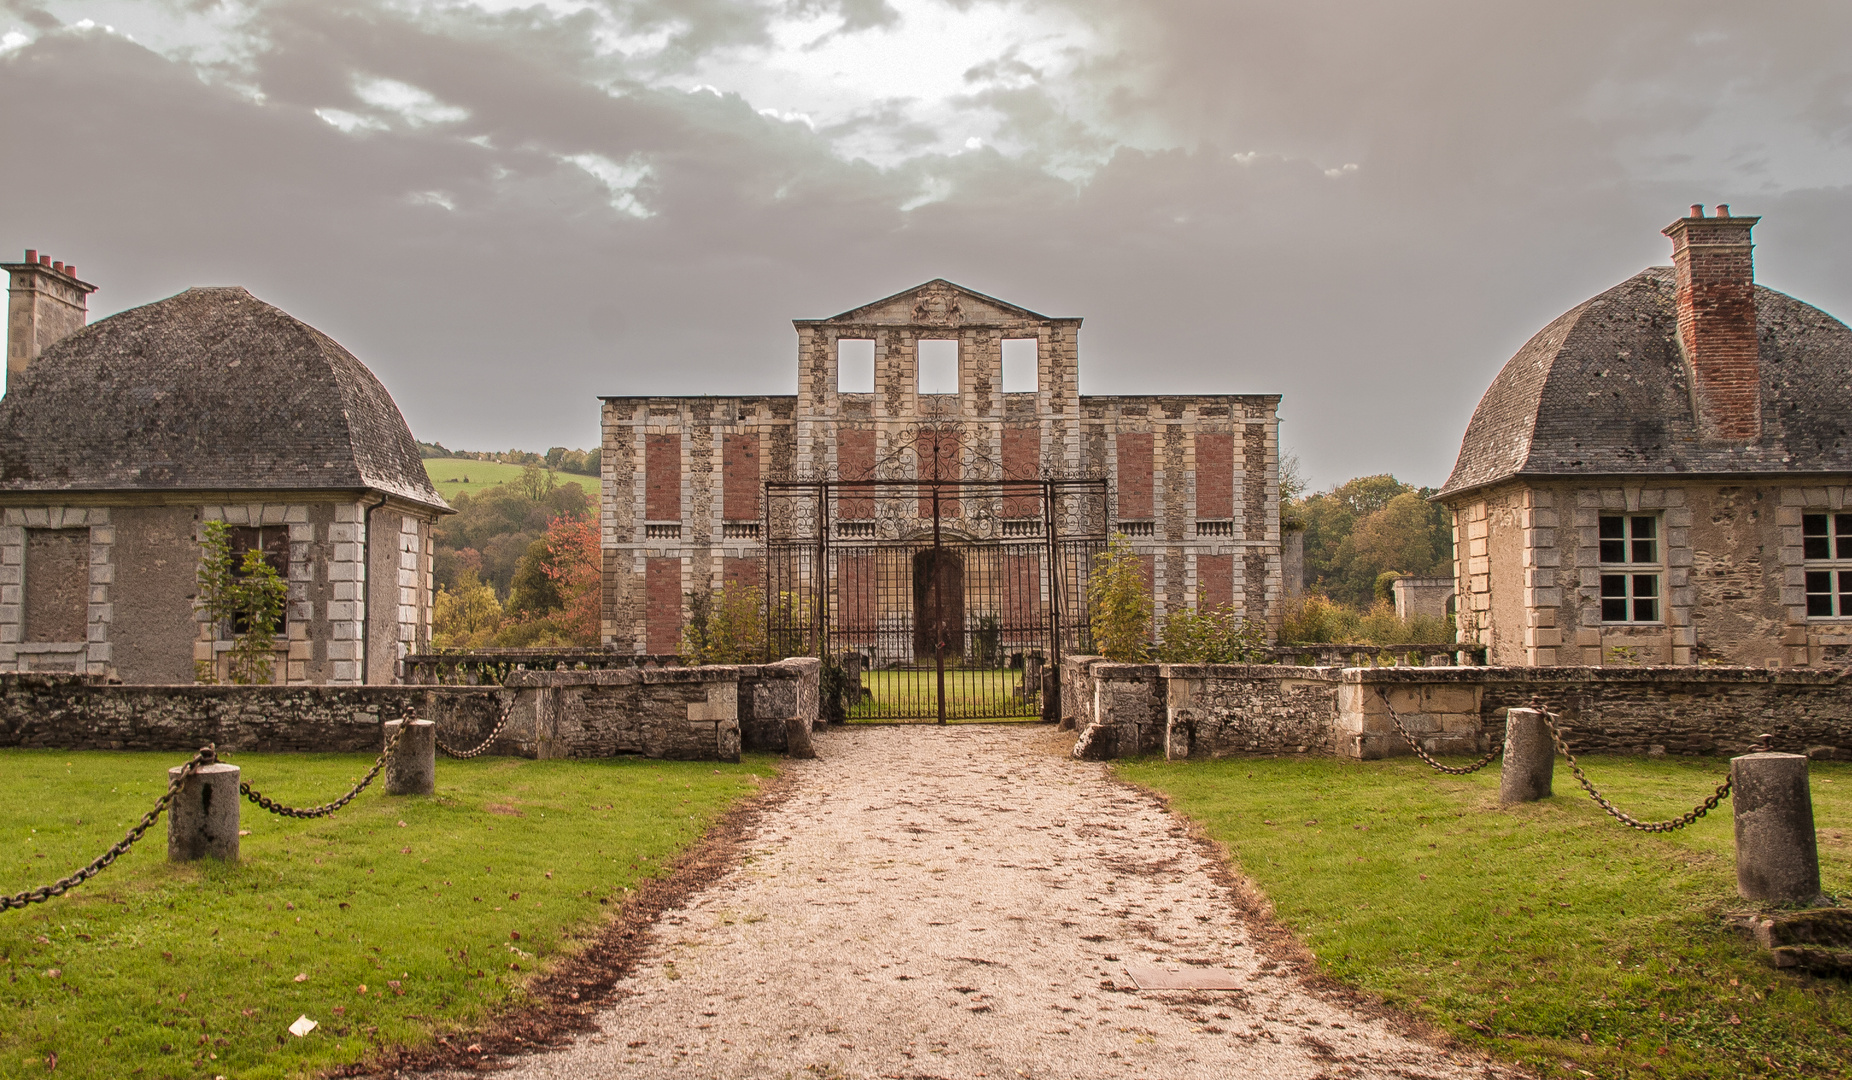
[434, 699, 514, 759]
[1, 746, 217, 912]
[1374, 687, 1504, 774]
[238, 723, 403, 819]
[1534, 703, 1731, 832]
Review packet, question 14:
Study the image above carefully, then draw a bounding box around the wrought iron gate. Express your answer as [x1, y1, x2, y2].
[764, 474, 1107, 723]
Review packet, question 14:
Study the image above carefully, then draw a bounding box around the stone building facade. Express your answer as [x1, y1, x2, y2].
[0, 253, 449, 684]
[1438, 209, 1852, 667]
[600, 280, 1283, 654]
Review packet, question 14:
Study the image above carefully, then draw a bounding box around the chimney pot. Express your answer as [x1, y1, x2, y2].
[1716, 204, 1731, 217]
[22, 249, 35, 263]
[51, 262, 62, 273]
[38, 255, 50, 266]
[1690, 204, 1705, 218]
[63, 265, 74, 279]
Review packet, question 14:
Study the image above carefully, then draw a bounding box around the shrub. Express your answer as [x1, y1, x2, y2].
[1088, 533, 1153, 662]
[1279, 593, 1454, 646]
[195, 520, 288, 685]
[1156, 604, 1268, 663]
[681, 582, 767, 665]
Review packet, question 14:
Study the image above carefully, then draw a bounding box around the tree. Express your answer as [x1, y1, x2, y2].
[195, 520, 288, 684]
[538, 512, 601, 646]
[1291, 474, 1452, 607]
[1088, 533, 1153, 662]
[432, 568, 504, 648]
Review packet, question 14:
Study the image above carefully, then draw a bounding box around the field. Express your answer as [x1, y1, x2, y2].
[1118, 753, 1852, 1079]
[421, 459, 595, 502]
[850, 667, 1041, 721]
[0, 749, 774, 1079]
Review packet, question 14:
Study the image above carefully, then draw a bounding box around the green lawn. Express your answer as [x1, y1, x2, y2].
[0, 750, 773, 1079]
[1117, 754, 1852, 1078]
[851, 667, 1041, 722]
[421, 459, 595, 502]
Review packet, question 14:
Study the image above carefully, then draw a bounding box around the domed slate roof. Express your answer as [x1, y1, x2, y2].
[0, 286, 448, 512]
[1438, 267, 1852, 499]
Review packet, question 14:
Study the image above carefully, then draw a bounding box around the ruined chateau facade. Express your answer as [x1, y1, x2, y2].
[599, 281, 1283, 655]
[1440, 209, 1852, 667]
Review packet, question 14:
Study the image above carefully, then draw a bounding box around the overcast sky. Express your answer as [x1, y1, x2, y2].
[4, 1, 1851, 490]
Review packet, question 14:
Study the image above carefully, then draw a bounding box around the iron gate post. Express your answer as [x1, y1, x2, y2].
[933, 483, 946, 725]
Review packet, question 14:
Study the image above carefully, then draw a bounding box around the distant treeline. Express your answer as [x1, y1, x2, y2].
[417, 441, 597, 476]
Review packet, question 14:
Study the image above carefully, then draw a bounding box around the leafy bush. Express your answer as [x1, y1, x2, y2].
[1155, 603, 1268, 663]
[681, 582, 767, 665]
[1088, 533, 1153, 661]
[1280, 593, 1454, 645]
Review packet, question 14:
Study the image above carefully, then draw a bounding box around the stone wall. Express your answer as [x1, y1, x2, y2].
[0, 658, 821, 763]
[1058, 661, 1852, 761]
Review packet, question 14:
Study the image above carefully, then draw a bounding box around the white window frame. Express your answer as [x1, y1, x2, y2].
[1802, 512, 1852, 619]
[1598, 514, 1662, 624]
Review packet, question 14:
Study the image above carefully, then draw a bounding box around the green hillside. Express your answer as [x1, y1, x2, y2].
[423, 458, 593, 501]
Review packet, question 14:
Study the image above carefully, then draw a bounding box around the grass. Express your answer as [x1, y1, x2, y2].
[0, 749, 774, 1079]
[1116, 753, 1852, 1078]
[850, 667, 1040, 722]
[421, 459, 594, 502]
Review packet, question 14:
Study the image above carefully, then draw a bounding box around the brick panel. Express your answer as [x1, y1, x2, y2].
[837, 552, 878, 640]
[839, 429, 875, 519]
[1002, 426, 1039, 517]
[645, 434, 681, 521]
[1195, 433, 1233, 520]
[1197, 553, 1233, 609]
[723, 556, 761, 592]
[646, 557, 682, 654]
[722, 433, 759, 521]
[918, 429, 960, 517]
[1118, 432, 1154, 520]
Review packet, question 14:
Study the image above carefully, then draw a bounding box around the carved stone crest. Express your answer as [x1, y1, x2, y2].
[910, 283, 962, 327]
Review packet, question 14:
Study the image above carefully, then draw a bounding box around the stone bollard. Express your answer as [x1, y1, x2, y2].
[168, 761, 241, 862]
[1731, 750, 1822, 904]
[384, 719, 437, 796]
[1499, 708, 1554, 804]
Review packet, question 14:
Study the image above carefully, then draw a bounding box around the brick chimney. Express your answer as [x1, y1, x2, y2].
[1662, 205, 1761, 441]
[4, 249, 98, 386]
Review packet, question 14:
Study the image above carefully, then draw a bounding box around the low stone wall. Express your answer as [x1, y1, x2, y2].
[0, 658, 822, 764]
[0, 675, 499, 753]
[1056, 662, 1852, 761]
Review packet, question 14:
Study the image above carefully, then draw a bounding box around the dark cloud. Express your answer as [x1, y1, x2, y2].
[2, 1, 1849, 488]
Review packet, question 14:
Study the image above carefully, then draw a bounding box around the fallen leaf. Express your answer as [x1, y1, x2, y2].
[43, 969, 60, 979]
[287, 1016, 317, 1038]
[466, 1043, 483, 1054]
[400, 847, 412, 855]
[45, 1052, 56, 1071]
[356, 984, 368, 995]
[293, 974, 308, 983]
[510, 931, 521, 941]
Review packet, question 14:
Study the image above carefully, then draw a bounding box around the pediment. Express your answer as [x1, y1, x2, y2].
[807, 279, 1068, 329]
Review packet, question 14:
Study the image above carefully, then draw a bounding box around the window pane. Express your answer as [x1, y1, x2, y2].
[1631, 516, 1656, 539]
[837, 339, 875, 394]
[1599, 516, 1624, 539]
[917, 339, 958, 394]
[1838, 514, 1852, 559]
[1634, 596, 1659, 622]
[1810, 593, 1836, 617]
[1807, 534, 1831, 560]
[1001, 338, 1038, 393]
[1600, 539, 1625, 563]
[1602, 597, 1628, 621]
[1807, 570, 1833, 593]
[1805, 514, 1829, 536]
[1632, 574, 1658, 598]
[1601, 574, 1627, 598]
[1632, 537, 1657, 563]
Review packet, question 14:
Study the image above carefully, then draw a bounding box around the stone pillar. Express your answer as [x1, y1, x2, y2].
[167, 762, 241, 862]
[1499, 708, 1554, 804]
[1731, 752, 1822, 904]
[384, 719, 437, 796]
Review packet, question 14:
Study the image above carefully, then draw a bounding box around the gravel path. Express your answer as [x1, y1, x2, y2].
[434, 725, 1508, 1079]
